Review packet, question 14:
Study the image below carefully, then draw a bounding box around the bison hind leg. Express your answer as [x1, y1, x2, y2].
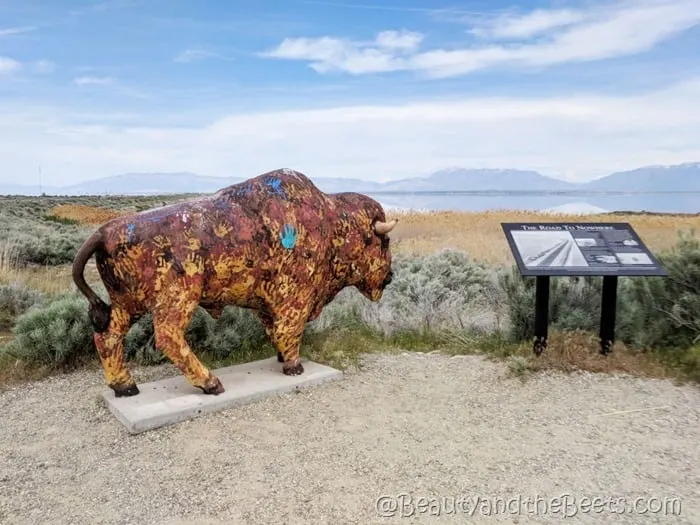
[94, 304, 139, 397]
[153, 301, 225, 395]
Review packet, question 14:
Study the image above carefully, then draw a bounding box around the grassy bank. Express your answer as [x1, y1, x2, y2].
[1, 197, 699, 389]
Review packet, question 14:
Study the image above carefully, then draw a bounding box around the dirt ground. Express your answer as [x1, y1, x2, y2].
[1, 352, 699, 524]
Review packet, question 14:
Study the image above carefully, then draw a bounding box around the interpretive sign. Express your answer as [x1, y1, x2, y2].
[501, 222, 666, 277]
[501, 222, 667, 356]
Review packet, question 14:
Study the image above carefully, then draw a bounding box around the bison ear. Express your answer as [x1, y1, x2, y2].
[374, 219, 398, 235]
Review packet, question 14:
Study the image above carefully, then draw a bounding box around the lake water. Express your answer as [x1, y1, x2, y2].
[366, 191, 700, 214]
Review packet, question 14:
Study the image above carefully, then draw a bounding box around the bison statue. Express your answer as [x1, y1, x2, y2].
[72, 168, 397, 397]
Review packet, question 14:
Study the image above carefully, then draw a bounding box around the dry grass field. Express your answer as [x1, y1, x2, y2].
[45, 203, 700, 266]
[3, 205, 697, 296]
[49, 204, 131, 225]
[388, 209, 700, 265]
[0, 242, 100, 296]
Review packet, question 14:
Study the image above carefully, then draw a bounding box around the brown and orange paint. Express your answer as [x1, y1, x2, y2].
[72, 169, 397, 397]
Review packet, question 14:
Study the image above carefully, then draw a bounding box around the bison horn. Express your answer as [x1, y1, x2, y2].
[374, 219, 398, 235]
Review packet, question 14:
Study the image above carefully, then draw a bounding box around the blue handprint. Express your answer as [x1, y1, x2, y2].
[265, 176, 287, 198]
[280, 224, 297, 249]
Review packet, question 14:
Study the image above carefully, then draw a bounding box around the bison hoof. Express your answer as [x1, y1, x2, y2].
[113, 383, 140, 397]
[277, 351, 284, 363]
[282, 360, 304, 376]
[199, 377, 225, 395]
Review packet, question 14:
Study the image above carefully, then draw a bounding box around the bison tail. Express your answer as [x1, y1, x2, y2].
[72, 230, 111, 332]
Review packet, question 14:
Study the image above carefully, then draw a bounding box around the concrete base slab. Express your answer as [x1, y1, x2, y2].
[101, 357, 343, 434]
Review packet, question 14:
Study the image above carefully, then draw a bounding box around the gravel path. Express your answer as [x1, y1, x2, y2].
[1, 352, 699, 524]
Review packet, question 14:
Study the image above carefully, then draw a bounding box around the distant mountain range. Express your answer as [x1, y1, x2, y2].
[2, 162, 699, 196]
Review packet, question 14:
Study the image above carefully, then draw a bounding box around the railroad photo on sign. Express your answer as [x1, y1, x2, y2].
[510, 230, 589, 268]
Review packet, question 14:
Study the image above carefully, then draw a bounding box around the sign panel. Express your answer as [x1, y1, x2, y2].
[501, 222, 667, 277]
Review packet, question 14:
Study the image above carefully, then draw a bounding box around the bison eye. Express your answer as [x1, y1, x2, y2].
[364, 236, 373, 246]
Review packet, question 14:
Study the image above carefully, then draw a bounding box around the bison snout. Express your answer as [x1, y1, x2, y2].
[382, 269, 394, 287]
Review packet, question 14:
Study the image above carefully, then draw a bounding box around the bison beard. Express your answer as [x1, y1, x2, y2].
[72, 168, 397, 397]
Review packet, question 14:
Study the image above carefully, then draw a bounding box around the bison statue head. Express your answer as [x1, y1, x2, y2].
[330, 193, 398, 302]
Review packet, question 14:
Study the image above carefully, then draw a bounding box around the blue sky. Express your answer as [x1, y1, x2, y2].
[1, 0, 699, 187]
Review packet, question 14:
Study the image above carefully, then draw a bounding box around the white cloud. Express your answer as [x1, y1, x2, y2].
[174, 48, 230, 63]
[469, 8, 585, 40]
[263, 29, 423, 74]
[263, 0, 700, 77]
[374, 29, 424, 50]
[74, 76, 113, 85]
[1, 77, 699, 186]
[0, 58, 55, 77]
[0, 26, 37, 37]
[0, 57, 21, 75]
[175, 49, 214, 62]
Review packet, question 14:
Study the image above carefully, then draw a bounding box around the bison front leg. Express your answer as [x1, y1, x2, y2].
[153, 302, 224, 395]
[271, 308, 307, 376]
[95, 305, 138, 397]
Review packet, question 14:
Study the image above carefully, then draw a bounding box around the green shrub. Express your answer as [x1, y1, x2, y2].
[205, 306, 269, 360]
[123, 306, 269, 364]
[1, 296, 271, 370]
[1, 294, 95, 368]
[386, 249, 500, 331]
[1, 228, 90, 267]
[124, 313, 162, 365]
[19, 232, 88, 266]
[0, 283, 47, 330]
[0, 207, 91, 267]
[185, 308, 217, 352]
[124, 309, 222, 365]
[617, 230, 700, 350]
[43, 214, 79, 225]
[311, 250, 503, 341]
[679, 345, 700, 382]
[498, 266, 603, 342]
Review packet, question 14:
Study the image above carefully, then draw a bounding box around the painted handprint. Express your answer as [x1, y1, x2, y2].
[280, 223, 297, 249]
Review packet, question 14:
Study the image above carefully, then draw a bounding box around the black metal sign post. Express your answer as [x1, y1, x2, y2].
[533, 275, 549, 355]
[599, 275, 618, 354]
[502, 222, 667, 356]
